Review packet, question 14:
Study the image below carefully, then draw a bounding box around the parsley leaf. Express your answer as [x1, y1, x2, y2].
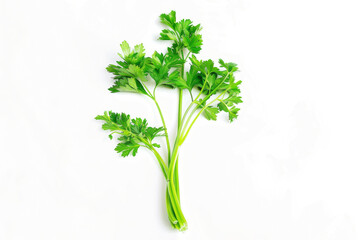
[95, 111, 164, 157]
[115, 141, 140, 157]
[159, 11, 203, 54]
[108, 77, 148, 94]
[219, 59, 239, 72]
[202, 105, 220, 121]
[160, 10, 177, 29]
[159, 29, 178, 41]
[148, 50, 186, 88]
[185, 64, 202, 90]
[183, 34, 203, 54]
[106, 41, 150, 95]
[197, 99, 220, 121]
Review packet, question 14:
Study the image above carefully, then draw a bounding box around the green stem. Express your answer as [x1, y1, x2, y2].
[185, 51, 191, 61]
[178, 90, 183, 131]
[164, 52, 188, 231]
[143, 80, 172, 164]
[198, 72, 230, 104]
[153, 88, 185, 229]
[178, 53, 184, 131]
[165, 189, 178, 225]
[167, 142, 187, 229]
[176, 73, 210, 132]
[180, 89, 229, 144]
[176, 60, 185, 195]
[179, 105, 198, 142]
[178, 72, 231, 143]
[142, 82, 154, 98]
[194, 74, 209, 101]
[174, 156, 180, 201]
[145, 144, 169, 179]
[153, 96, 171, 165]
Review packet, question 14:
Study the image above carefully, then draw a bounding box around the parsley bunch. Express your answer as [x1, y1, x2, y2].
[96, 10, 242, 231]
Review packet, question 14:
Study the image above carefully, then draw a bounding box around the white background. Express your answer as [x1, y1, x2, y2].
[1, 0, 360, 239]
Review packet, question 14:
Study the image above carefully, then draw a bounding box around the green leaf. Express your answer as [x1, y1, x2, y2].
[189, 55, 214, 75]
[189, 55, 243, 122]
[207, 73, 217, 90]
[175, 19, 193, 35]
[159, 29, 177, 41]
[148, 48, 185, 88]
[108, 78, 148, 95]
[128, 77, 137, 89]
[219, 59, 239, 72]
[128, 64, 147, 81]
[189, 54, 201, 67]
[152, 143, 161, 148]
[118, 41, 146, 65]
[107, 41, 151, 95]
[158, 10, 203, 55]
[224, 95, 243, 106]
[95, 111, 109, 121]
[186, 65, 202, 90]
[196, 100, 219, 121]
[164, 48, 184, 67]
[145, 126, 165, 141]
[134, 43, 145, 55]
[149, 68, 169, 86]
[120, 41, 131, 57]
[228, 107, 240, 122]
[203, 60, 214, 73]
[202, 106, 219, 121]
[160, 10, 177, 29]
[167, 71, 188, 89]
[218, 97, 242, 122]
[96, 111, 165, 157]
[183, 34, 203, 54]
[115, 142, 140, 157]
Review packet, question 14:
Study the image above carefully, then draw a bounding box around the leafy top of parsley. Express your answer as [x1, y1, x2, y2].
[99, 10, 243, 160]
[159, 10, 203, 54]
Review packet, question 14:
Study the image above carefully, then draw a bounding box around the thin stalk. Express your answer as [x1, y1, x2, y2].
[185, 51, 191, 61]
[177, 73, 210, 136]
[199, 72, 230, 104]
[173, 58, 184, 207]
[178, 90, 183, 132]
[167, 186, 185, 229]
[164, 53, 188, 231]
[178, 55, 184, 132]
[174, 156, 179, 201]
[143, 80, 171, 162]
[167, 142, 187, 229]
[165, 190, 178, 225]
[143, 82, 171, 163]
[153, 96, 171, 165]
[178, 72, 231, 142]
[142, 82, 154, 98]
[179, 105, 198, 142]
[179, 102, 196, 132]
[141, 80, 184, 228]
[145, 144, 169, 179]
[194, 74, 209, 101]
[180, 89, 229, 144]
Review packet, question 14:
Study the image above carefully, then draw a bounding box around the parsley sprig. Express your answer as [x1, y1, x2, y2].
[96, 10, 242, 231]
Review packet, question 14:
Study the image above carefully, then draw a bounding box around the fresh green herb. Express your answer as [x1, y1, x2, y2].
[95, 10, 242, 231]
